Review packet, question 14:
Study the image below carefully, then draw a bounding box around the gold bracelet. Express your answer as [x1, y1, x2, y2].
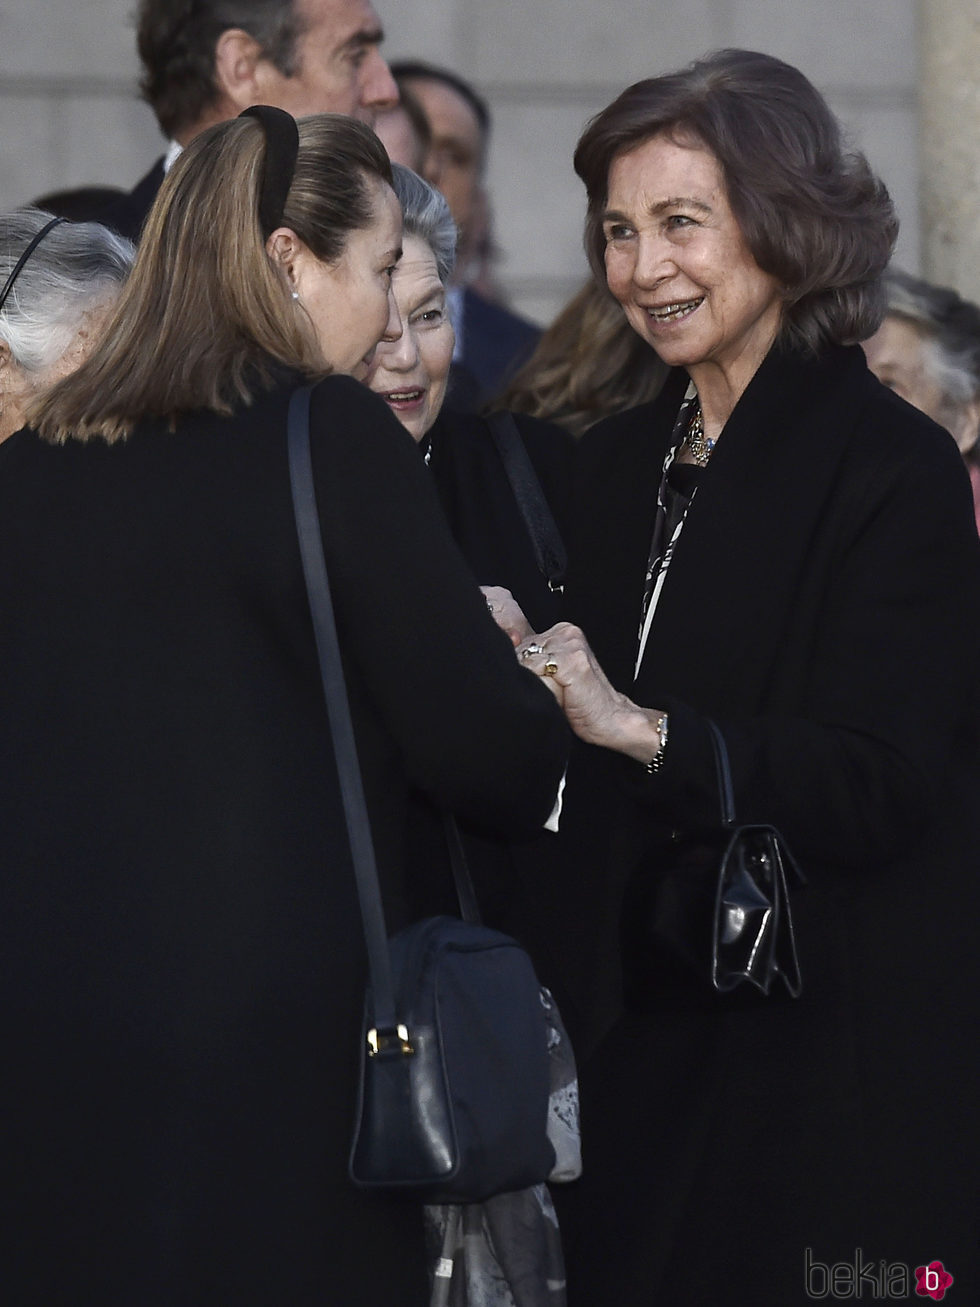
[645, 712, 669, 774]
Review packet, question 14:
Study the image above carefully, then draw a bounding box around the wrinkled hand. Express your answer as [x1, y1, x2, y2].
[481, 586, 533, 648]
[516, 623, 663, 762]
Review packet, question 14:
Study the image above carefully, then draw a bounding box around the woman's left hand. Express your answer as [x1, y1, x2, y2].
[517, 623, 665, 763]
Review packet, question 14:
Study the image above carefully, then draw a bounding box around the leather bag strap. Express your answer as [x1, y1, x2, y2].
[287, 385, 483, 1020]
[287, 385, 398, 1031]
[443, 813, 481, 925]
[705, 718, 737, 829]
[486, 410, 566, 591]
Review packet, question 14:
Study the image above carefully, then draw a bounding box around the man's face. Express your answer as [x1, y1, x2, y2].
[402, 77, 484, 239]
[253, 0, 398, 126]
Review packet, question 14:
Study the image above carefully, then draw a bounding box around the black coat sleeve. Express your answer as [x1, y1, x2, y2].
[306, 376, 569, 836]
[627, 414, 980, 870]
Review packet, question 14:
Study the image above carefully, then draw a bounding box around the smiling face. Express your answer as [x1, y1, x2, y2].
[364, 232, 455, 441]
[253, 0, 398, 126]
[602, 131, 783, 405]
[286, 176, 403, 379]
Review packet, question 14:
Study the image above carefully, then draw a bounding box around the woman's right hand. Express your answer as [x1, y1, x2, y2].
[481, 585, 534, 647]
[517, 623, 666, 765]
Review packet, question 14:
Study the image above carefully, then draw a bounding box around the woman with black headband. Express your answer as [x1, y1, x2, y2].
[0, 209, 133, 441]
[0, 108, 567, 1306]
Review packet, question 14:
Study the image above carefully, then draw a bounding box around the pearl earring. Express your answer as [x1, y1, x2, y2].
[291, 289, 300, 302]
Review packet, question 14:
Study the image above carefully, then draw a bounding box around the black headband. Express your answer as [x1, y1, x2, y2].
[0, 216, 68, 316]
[240, 105, 300, 238]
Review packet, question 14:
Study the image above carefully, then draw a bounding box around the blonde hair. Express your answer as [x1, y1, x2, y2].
[31, 113, 392, 444]
[498, 280, 667, 437]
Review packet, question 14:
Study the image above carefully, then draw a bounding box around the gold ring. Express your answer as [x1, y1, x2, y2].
[543, 658, 559, 677]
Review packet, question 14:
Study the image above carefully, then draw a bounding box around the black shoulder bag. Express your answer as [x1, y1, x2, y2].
[287, 386, 557, 1202]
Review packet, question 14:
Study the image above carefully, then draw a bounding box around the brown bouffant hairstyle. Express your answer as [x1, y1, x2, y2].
[138, 0, 303, 140]
[497, 279, 668, 437]
[31, 113, 393, 445]
[574, 48, 898, 354]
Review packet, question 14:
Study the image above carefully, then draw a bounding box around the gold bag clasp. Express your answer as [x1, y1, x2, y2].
[367, 1023, 413, 1056]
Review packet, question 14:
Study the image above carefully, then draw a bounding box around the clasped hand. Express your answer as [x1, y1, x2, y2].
[482, 588, 662, 763]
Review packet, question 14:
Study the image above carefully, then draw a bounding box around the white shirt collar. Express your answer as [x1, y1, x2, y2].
[162, 140, 183, 174]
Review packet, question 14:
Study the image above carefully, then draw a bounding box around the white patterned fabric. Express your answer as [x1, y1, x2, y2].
[424, 989, 578, 1306]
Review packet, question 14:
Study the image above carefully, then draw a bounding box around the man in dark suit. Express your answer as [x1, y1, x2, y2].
[100, 0, 398, 241]
[391, 60, 541, 410]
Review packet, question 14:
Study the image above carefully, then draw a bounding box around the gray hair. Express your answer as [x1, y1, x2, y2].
[884, 269, 980, 410]
[389, 164, 457, 286]
[0, 209, 133, 376]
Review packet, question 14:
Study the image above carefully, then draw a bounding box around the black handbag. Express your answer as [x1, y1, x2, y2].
[286, 386, 557, 1203]
[706, 720, 804, 997]
[639, 720, 804, 998]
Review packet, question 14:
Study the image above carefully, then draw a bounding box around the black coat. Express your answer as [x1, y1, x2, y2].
[427, 406, 571, 634]
[552, 344, 980, 1304]
[0, 374, 568, 1306]
[405, 406, 572, 928]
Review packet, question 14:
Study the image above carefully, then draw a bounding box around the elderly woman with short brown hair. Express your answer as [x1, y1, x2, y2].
[508, 49, 980, 1304]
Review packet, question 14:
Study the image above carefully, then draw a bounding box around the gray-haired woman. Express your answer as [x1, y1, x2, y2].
[366, 164, 573, 639]
[0, 209, 133, 441]
[364, 164, 575, 1306]
[864, 268, 980, 530]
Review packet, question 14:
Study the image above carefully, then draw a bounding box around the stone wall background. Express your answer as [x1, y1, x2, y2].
[920, 1, 980, 303]
[0, 0, 926, 324]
